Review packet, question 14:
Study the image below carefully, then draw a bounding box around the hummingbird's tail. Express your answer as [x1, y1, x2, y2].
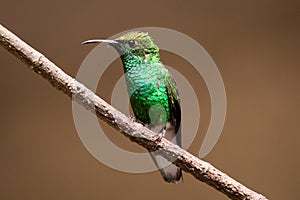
[149, 122, 182, 183]
[149, 152, 182, 183]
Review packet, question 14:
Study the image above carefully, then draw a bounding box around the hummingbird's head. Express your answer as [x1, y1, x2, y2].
[82, 31, 159, 59]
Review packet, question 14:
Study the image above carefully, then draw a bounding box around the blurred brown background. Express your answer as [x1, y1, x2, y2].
[0, 0, 299, 199]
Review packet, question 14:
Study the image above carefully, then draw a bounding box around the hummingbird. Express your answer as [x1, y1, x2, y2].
[83, 31, 182, 183]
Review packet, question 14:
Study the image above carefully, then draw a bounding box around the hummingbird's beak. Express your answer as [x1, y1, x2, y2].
[81, 39, 118, 45]
[82, 39, 124, 55]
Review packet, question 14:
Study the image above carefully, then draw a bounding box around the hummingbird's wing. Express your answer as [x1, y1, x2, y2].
[165, 69, 181, 147]
[149, 68, 182, 183]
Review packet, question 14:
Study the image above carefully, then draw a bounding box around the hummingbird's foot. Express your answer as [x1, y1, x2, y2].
[128, 115, 136, 122]
[158, 129, 166, 140]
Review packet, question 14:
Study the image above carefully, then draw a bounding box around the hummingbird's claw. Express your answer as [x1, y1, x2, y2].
[128, 115, 136, 122]
[158, 129, 166, 140]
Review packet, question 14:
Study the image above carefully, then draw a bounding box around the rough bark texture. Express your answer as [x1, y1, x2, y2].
[0, 24, 268, 200]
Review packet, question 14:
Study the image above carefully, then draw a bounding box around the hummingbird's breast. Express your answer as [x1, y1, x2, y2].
[124, 63, 171, 124]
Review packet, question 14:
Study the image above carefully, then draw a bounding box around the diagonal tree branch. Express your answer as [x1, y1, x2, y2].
[0, 24, 268, 200]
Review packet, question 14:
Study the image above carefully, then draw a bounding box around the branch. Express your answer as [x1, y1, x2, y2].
[0, 24, 268, 200]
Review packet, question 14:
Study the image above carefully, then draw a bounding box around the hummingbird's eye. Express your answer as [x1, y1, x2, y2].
[127, 40, 137, 48]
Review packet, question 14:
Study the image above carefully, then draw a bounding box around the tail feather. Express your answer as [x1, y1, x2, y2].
[150, 152, 182, 183]
[148, 122, 182, 183]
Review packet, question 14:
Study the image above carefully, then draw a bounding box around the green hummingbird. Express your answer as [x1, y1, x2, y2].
[83, 31, 182, 183]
